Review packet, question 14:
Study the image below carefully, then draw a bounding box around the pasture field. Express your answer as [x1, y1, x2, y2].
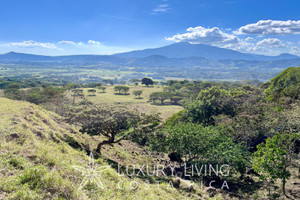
[69, 85, 183, 121]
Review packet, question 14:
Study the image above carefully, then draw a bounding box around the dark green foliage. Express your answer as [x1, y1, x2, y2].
[265, 66, 300, 101]
[66, 105, 140, 153]
[141, 78, 154, 87]
[129, 113, 161, 146]
[184, 86, 237, 125]
[163, 122, 250, 173]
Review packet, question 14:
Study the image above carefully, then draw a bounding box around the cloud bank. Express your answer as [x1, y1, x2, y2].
[166, 26, 239, 45]
[256, 38, 285, 48]
[165, 20, 300, 55]
[236, 20, 300, 35]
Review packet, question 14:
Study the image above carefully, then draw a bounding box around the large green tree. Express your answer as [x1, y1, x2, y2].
[165, 122, 250, 173]
[141, 78, 154, 87]
[184, 86, 237, 125]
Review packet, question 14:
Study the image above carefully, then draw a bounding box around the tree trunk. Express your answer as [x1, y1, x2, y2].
[96, 135, 115, 153]
[282, 176, 286, 196]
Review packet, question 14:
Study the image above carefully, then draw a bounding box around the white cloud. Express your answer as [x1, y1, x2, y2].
[222, 41, 254, 52]
[291, 46, 299, 53]
[256, 38, 285, 48]
[166, 26, 240, 45]
[235, 20, 300, 35]
[87, 40, 101, 45]
[152, 4, 169, 14]
[8, 40, 58, 49]
[59, 40, 76, 45]
[245, 37, 255, 41]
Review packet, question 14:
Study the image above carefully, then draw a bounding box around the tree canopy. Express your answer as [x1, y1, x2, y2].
[264, 66, 300, 101]
[141, 78, 154, 86]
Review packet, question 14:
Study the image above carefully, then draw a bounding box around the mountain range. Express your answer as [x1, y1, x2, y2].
[0, 42, 299, 69]
[114, 42, 299, 61]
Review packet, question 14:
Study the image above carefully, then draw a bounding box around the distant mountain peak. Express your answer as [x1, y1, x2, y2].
[5, 51, 18, 54]
[275, 53, 299, 59]
[113, 43, 300, 61]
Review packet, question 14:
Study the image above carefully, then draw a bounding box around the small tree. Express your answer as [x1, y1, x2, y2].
[88, 89, 96, 96]
[114, 86, 130, 94]
[98, 86, 106, 93]
[142, 78, 154, 87]
[133, 90, 143, 98]
[114, 86, 123, 94]
[149, 92, 171, 105]
[67, 106, 141, 153]
[71, 89, 84, 104]
[122, 86, 130, 94]
[253, 132, 299, 196]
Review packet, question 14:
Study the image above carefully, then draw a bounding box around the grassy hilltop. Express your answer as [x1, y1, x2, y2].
[0, 97, 218, 200]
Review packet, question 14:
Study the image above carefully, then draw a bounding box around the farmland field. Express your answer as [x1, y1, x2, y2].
[68, 85, 183, 121]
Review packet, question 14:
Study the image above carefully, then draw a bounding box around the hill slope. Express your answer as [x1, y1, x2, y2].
[0, 98, 213, 200]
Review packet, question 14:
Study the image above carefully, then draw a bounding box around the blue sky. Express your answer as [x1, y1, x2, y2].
[0, 0, 300, 56]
